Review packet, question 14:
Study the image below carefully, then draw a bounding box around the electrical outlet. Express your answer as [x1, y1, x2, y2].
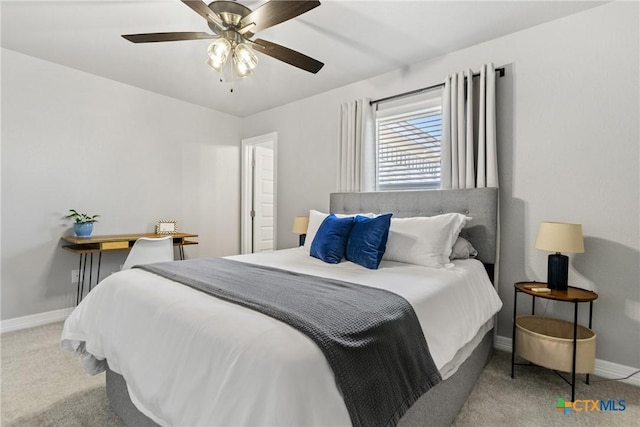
[71, 270, 79, 284]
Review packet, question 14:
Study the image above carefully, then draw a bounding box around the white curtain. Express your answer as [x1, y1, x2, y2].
[441, 63, 498, 189]
[338, 98, 375, 192]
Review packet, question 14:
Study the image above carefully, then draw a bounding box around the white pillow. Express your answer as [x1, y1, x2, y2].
[382, 213, 470, 268]
[303, 210, 329, 252]
[303, 210, 376, 252]
[450, 236, 478, 260]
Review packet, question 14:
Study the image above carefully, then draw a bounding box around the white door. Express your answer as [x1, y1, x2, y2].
[252, 145, 274, 252]
[241, 132, 277, 254]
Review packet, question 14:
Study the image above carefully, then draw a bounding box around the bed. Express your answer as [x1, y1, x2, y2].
[62, 188, 501, 427]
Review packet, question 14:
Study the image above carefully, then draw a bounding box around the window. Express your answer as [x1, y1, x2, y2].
[375, 98, 442, 190]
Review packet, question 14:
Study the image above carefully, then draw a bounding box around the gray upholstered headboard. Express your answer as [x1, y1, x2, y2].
[329, 188, 498, 266]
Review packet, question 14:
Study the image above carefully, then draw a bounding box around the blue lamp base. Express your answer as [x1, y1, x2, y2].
[547, 252, 569, 290]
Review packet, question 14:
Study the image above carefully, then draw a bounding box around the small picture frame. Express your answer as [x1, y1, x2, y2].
[156, 220, 177, 235]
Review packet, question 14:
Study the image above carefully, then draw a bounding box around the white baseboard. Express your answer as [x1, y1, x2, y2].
[495, 335, 640, 387]
[1, 307, 74, 334]
[494, 334, 512, 353]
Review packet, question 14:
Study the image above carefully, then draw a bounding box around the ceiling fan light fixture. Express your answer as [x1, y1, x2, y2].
[234, 63, 253, 78]
[207, 38, 231, 63]
[234, 43, 258, 68]
[233, 43, 258, 78]
[205, 56, 226, 74]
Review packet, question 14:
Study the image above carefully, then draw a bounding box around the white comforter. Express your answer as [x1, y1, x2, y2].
[62, 248, 502, 426]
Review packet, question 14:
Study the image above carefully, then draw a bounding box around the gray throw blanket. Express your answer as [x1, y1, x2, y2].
[136, 258, 441, 427]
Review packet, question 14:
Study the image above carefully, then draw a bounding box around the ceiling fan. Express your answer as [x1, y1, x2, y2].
[122, 0, 324, 80]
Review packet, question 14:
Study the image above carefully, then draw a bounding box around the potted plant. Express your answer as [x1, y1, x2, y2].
[66, 209, 100, 238]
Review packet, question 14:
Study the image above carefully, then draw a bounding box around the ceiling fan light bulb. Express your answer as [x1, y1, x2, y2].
[234, 43, 258, 71]
[207, 38, 231, 63]
[205, 57, 227, 74]
[234, 62, 253, 78]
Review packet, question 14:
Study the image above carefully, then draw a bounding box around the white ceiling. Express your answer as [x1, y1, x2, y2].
[1, 1, 605, 117]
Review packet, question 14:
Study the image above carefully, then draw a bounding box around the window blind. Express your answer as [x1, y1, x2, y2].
[376, 107, 442, 190]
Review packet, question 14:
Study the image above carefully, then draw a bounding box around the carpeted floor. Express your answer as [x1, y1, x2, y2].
[1, 322, 123, 427]
[1, 322, 639, 426]
[452, 347, 640, 426]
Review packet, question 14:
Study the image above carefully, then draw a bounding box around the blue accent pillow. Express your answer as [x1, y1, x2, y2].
[346, 213, 393, 269]
[310, 214, 355, 264]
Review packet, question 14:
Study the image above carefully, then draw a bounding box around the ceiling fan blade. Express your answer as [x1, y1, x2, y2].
[239, 1, 320, 34]
[251, 38, 324, 74]
[181, 0, 225, 31]
[122, 32, 216, 43]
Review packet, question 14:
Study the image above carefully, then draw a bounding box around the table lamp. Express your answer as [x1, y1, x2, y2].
[292, 216, 309, 247]
[534, 222, 584, 290]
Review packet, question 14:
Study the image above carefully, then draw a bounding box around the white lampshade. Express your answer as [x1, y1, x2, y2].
[292, 216, 309, 234]
[535, 222, 584, 254]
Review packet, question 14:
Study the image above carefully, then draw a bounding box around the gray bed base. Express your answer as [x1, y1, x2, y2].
[106, 188, 499, 426]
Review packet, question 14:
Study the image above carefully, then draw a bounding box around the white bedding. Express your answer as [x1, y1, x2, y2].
[62, 248, 502, 426]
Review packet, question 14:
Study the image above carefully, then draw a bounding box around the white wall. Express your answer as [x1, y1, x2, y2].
[1, 49, 242, 319]
[241, 2, 639, 368]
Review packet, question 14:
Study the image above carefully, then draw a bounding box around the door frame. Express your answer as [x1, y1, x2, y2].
[240, 132, 278, 254]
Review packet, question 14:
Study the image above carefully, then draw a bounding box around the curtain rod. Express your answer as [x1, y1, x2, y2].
[370, 66, 505, 106]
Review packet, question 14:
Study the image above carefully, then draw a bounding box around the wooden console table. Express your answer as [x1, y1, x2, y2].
[61, 232, 198, 304]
